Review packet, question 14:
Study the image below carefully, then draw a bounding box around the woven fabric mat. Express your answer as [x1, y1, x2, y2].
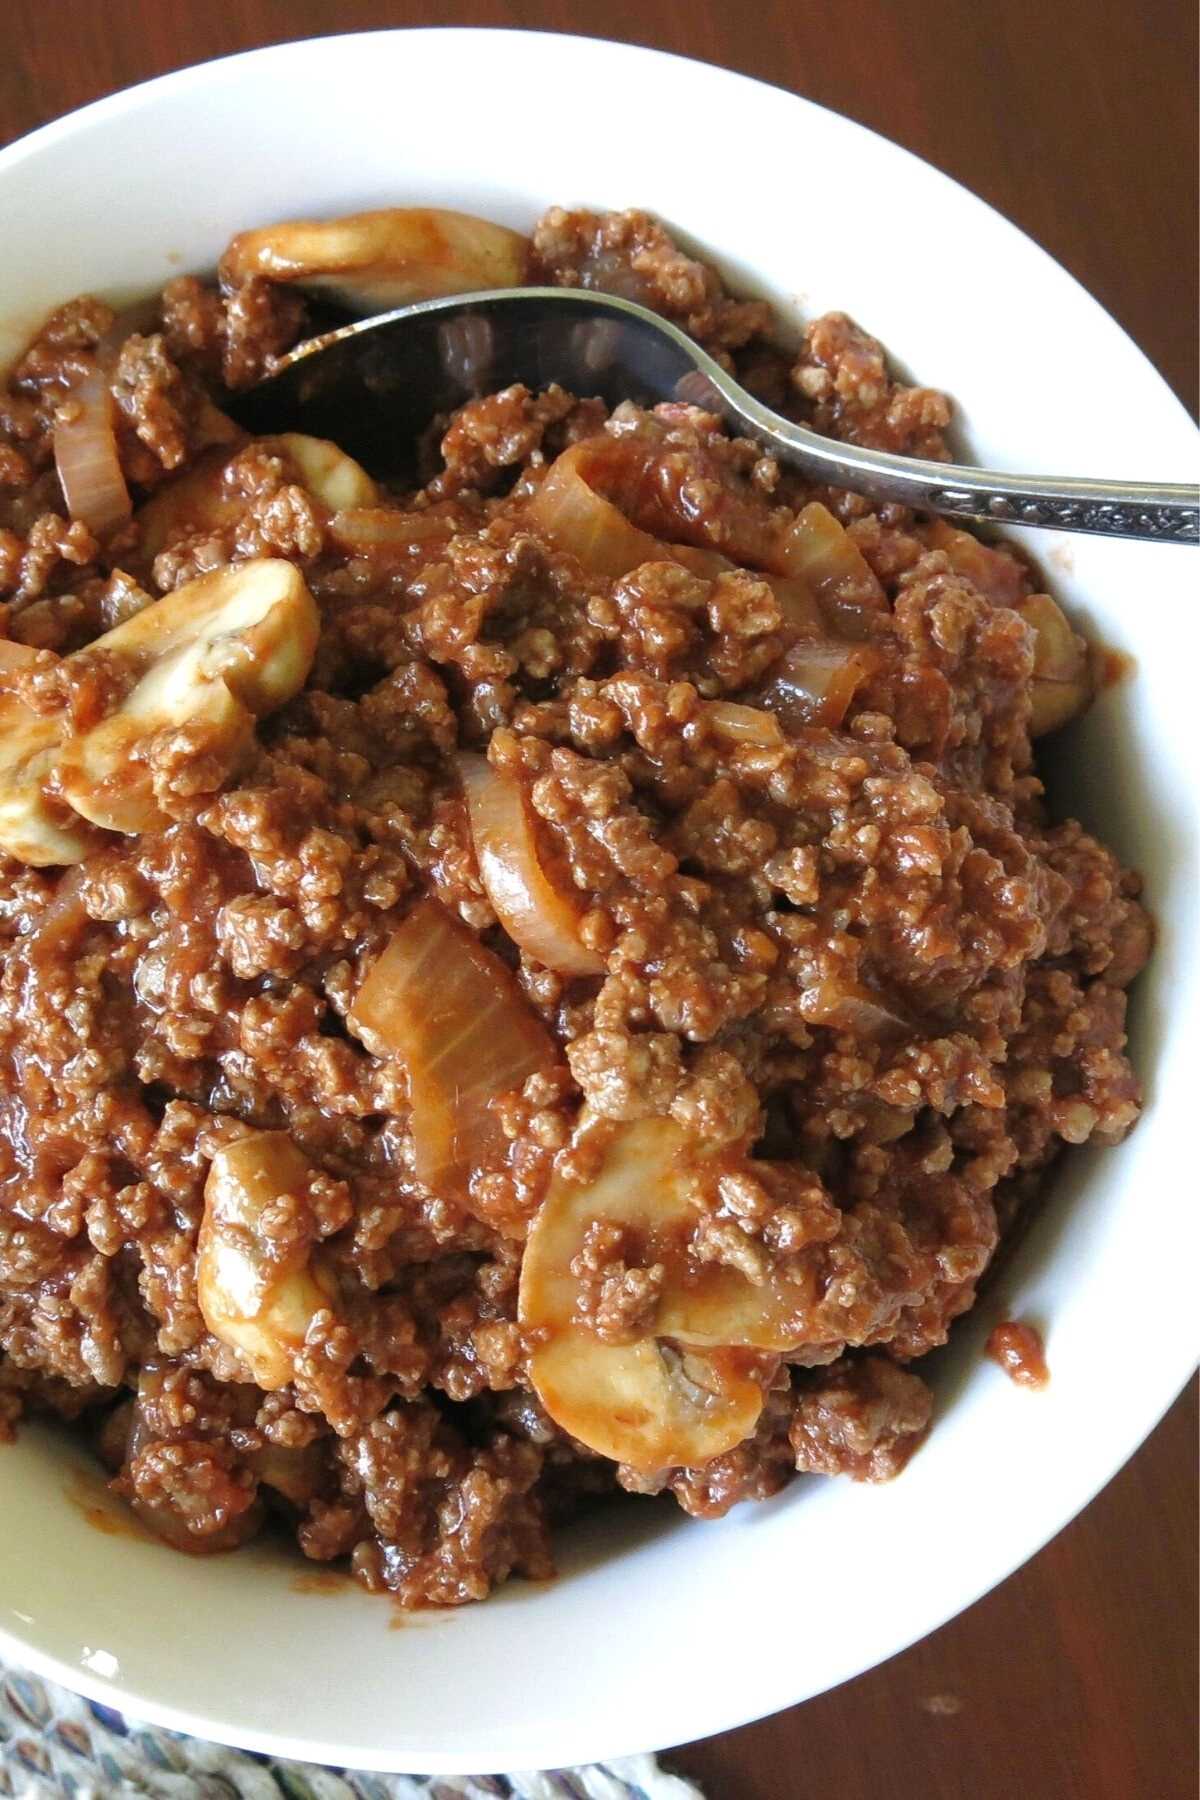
[0, 1663, 703, 1800]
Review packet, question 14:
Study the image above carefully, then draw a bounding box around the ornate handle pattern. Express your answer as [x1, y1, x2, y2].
[684, 318, 1200, 546]
[930, 488, 1199, 541]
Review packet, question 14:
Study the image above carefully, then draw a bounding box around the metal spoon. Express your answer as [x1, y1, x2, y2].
[232, 286, 1199, 543]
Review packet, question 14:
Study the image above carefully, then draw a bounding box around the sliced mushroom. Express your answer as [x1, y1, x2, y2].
[0, 643, 98, 866]
[137, 432, 377, 563]
[522, 1114, 810, 1351]
[198, 1131, 337, 1391]
[220, 207, 529, 313]
[135, 447, 236, 564]
[520, 1115, 809, 1469]
[275, 432, 378, 511]
[57, 558, 319, 834]
[0, 709, 95, 866]
[1017, 592, 1093, 736]
[528, 1329, 765, 1473]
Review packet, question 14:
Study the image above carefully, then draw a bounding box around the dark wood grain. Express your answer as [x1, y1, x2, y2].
[670, 1382, 1198, 1800]
[2, 0, 1195, 407]
[1, 5, 1196, 1796]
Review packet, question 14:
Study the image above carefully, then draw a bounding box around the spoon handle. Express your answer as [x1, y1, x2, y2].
[704, 366, 1199, 544]
[253, 286, 1198, 544]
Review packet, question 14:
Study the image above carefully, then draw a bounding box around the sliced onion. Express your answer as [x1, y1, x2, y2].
[459, 754, 605, 976]
[530, 444, 880, 744]
[531, 444, 885, 653]
[95, 297, 162, 361]
[927, 518, 1026, 606]
[348, 897, 558, 1198]
[563, 433, 777, 574]
[53, 367, 131, 539]
[799, 976, 909, 1039]
[766, 574, 825, 636]
[327, 506, 456, 555]
[704, 701, 785, 747]
[756, 639, 880, 732]
[529, 451, 825, 651]
[325, 504, 461, 579]
[528, 443, 727, 581]
[540, 442, 880, 623]
[774, 502, 886, 631]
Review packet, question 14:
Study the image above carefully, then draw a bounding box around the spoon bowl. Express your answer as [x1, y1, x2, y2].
[234, 285, 1199, 542]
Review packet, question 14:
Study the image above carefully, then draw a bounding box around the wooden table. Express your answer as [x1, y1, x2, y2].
[2, 4, 1196, 1795]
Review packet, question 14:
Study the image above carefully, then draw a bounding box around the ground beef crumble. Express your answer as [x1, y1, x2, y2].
[0, 205, 1148, 1606]
[789, 1354, 933, 1481]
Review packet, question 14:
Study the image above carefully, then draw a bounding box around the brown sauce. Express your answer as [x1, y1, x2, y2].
[290, 1568, 354, 1595]
[986, 1320, 1050, 1389]
[387, 1605, 456, 1630]
[64, 1468, 150, 1540]
[1097, 644, 1136, 690]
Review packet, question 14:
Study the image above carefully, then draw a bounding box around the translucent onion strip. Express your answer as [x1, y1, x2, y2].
[756, 639, 881, 731]
[53, 367, 131, 539]
[459, 754, 605, 976]
[774, 502, 886, 627]
[348, 897, 558, 1198]
[527, 442, 728, 581]
[529, 441, 884, 640]
[704, 701, 785, 747]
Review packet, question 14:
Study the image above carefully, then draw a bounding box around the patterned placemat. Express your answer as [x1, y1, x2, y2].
[0, 1663, 703, 1800]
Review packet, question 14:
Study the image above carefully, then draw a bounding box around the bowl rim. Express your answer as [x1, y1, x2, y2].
[1, 24, 1194, 426]
[0, 25, 1196, 1776]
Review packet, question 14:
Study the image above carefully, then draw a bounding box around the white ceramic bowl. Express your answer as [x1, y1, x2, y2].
[0, 28, 1196, 1777]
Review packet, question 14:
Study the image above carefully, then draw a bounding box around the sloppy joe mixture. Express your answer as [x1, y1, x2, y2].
[0, 206, 1148, 1605]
